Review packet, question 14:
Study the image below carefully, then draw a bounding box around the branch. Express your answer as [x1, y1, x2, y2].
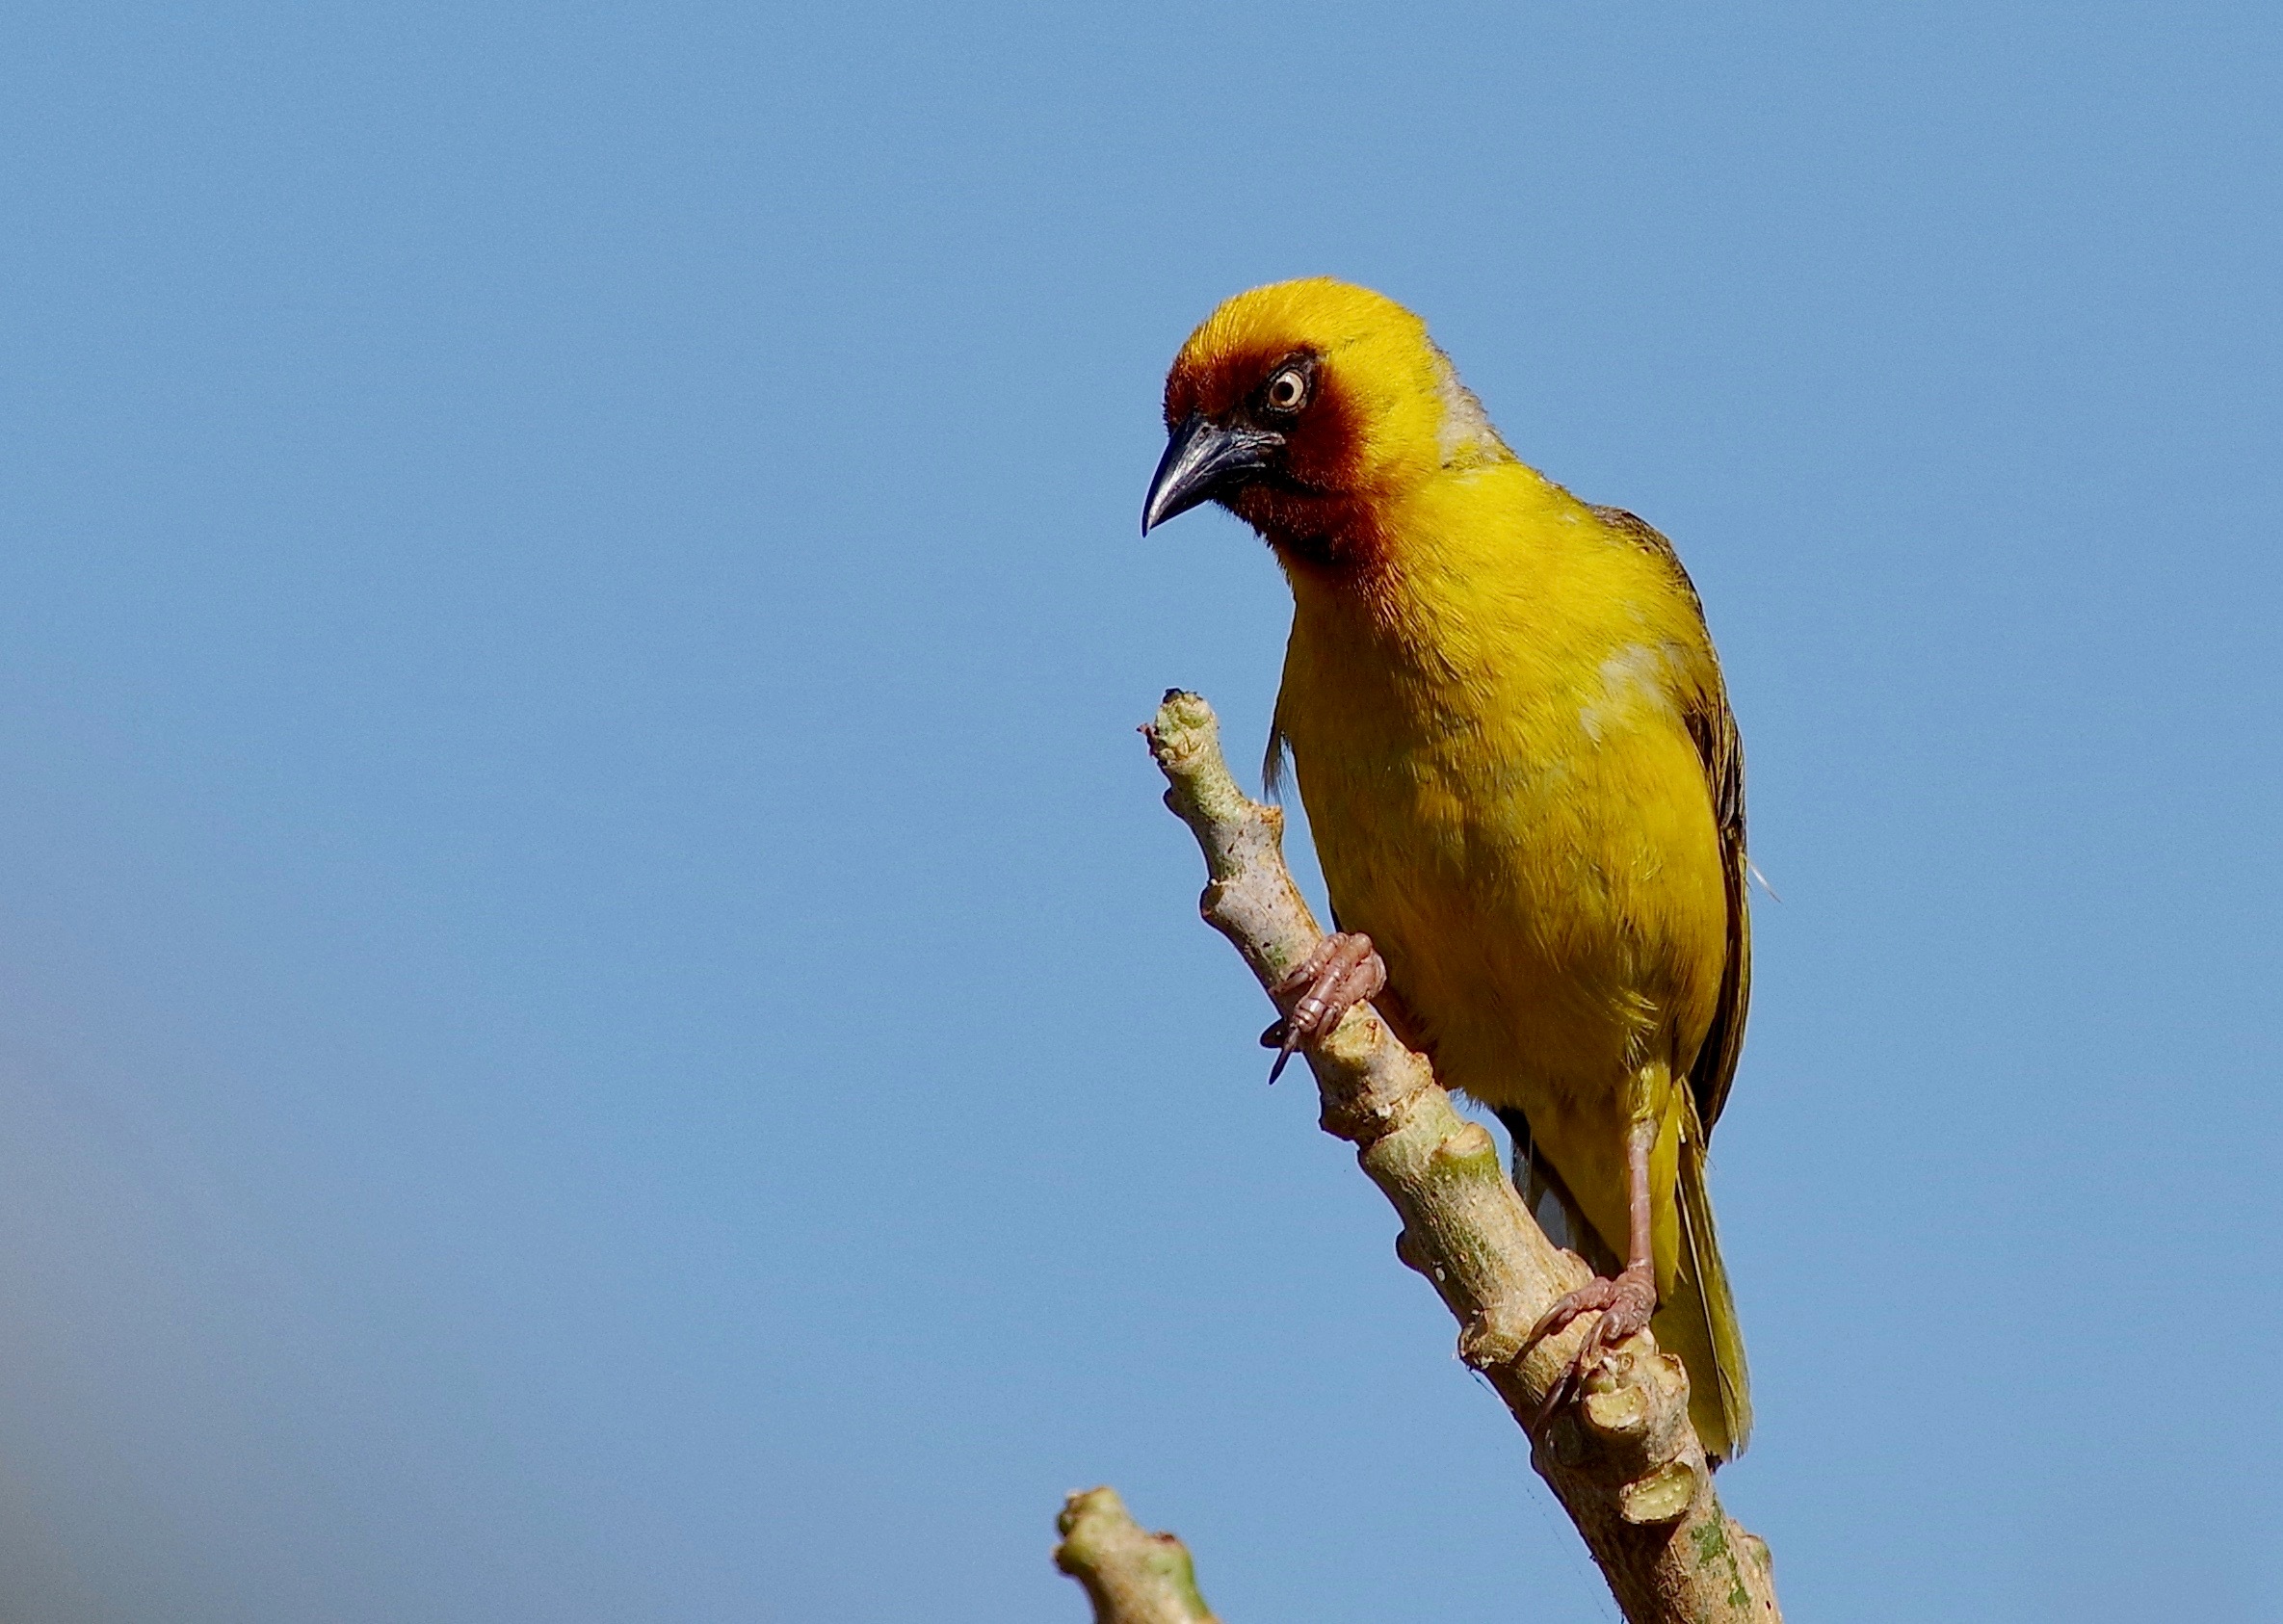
[1054, 1488, 1220, 1624]
[1143, 690, 1781, 1624]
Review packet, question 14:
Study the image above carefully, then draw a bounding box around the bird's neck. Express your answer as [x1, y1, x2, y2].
[1274, 460, 1576, 647]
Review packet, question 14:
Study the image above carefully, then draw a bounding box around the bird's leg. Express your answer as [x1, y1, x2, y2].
[1258, 931, 1385, 1082]
[1527, 1116, 1660, 1428]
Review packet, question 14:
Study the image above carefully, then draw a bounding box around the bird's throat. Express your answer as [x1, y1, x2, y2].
[1233, 485, 1392, 585]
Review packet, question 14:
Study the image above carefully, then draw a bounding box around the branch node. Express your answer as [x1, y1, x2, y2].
[1456, 1297, 1534, 1369]
[1428, 1119, 1502, 1172]
[1581, 1381, 1654, 1442]
[1617, 1459, 1701, 1527]
[1315, 1047, 1433, 1142]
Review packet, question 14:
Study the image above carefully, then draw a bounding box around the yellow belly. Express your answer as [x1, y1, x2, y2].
[1276, 512, 1730, 1282]
[1299, 709, 1719, 1270]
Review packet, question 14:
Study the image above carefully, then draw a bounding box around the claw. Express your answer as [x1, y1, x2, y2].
[1259, 932, 1385, 1082]
[1525, 1263, 1658, 1433]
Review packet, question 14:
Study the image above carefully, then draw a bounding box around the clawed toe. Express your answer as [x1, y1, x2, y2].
[1526, 1265, 1657, 1432]
[1260, 932, 1386, 1081]
[1529, 1277, 1618, 1346]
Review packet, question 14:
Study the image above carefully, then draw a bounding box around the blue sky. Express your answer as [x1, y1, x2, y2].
[2, 4, 2278, 1620]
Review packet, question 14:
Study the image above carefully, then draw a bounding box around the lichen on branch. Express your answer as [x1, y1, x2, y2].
[1141, 689, 1780, 1624]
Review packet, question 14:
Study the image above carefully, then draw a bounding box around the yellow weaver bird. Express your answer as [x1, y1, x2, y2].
[1143, 278, 1753, 1460]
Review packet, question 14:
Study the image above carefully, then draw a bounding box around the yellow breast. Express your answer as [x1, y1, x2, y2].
[1275, 464, 1728, 1139]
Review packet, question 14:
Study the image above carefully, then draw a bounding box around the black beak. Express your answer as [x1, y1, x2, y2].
[1141, 414, 1285, 535]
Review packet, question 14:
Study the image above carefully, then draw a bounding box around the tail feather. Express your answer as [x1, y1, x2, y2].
[1660, 1139, 1752, 1462]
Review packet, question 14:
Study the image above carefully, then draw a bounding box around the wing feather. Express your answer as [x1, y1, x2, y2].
[1589, 506, 1751, 1135]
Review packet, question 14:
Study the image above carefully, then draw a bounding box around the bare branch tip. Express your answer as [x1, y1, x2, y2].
[1145, 690, 1220, 771]
[1053, 1487, 1220, 1624]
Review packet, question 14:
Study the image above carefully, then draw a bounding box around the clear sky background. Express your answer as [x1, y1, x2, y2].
[1, 4, 2277, 1620]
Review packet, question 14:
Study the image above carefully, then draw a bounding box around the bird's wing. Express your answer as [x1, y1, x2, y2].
[1589, 506, 1752, 1137]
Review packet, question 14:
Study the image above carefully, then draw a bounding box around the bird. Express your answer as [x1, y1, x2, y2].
[1142, 278, 1753, 1460]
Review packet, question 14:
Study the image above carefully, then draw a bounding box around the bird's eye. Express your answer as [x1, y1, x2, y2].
[1262, 367, 1309, 414]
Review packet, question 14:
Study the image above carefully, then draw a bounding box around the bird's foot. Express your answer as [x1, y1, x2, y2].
[1526, 1262, 1658, 1430]
[1258, 931, 1385, 1082]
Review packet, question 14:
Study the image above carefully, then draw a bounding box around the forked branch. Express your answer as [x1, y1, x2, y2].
[1137, 689, 1779, 1624]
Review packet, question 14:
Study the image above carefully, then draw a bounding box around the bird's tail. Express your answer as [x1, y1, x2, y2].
[1654, 1139, 1753, 1463]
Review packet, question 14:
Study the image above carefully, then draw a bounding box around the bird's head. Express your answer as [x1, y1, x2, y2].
[1142, 278, 1509, 565]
